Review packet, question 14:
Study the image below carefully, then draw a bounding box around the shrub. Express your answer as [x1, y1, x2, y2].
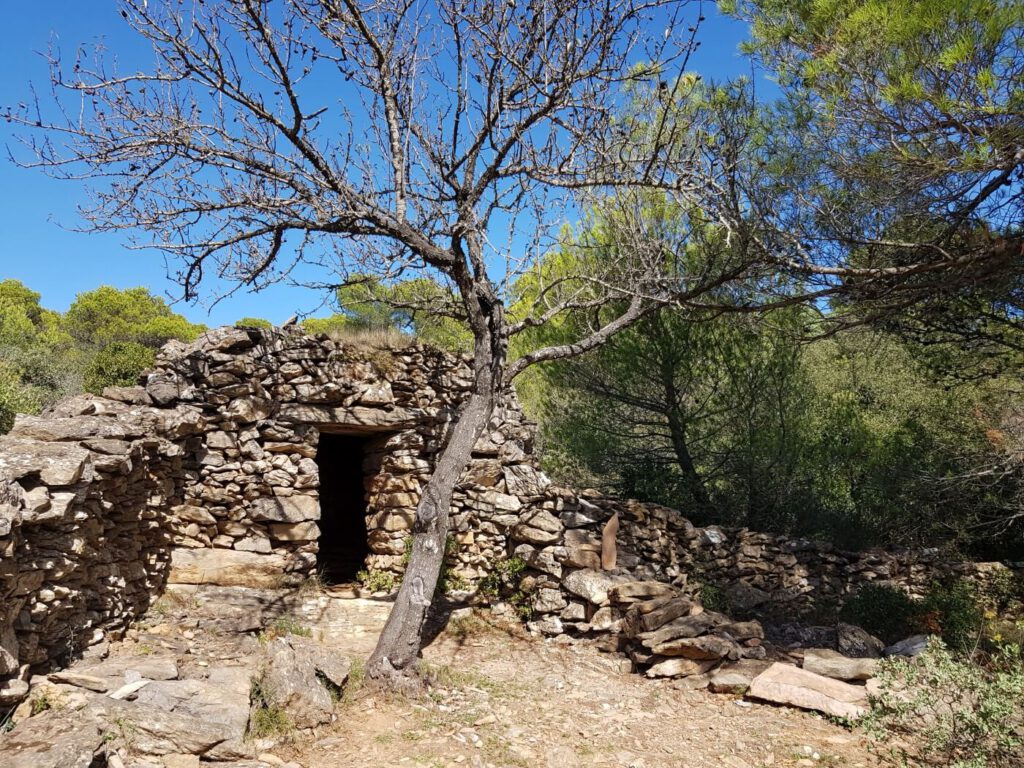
[840, 584, 920, 644]
[862, 638, 1024, 768]
[356, 568, 398, 593]
[83, 341, 155, 393]
[922, 579, 984, 652]
[478, 556, 534, 619]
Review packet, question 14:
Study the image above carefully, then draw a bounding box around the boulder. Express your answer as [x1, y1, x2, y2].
[802, 648, 878, 681]
[561, 569, 622, 606]
[746, 662, 869, 719]
[0, 709, 103, 768]
[258, 635, 351, 729]
[883, 635, 931, 657]
[837, 622, 884, 658]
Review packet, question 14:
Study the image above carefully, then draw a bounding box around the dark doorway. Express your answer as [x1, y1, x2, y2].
[315, 432, 373, 584]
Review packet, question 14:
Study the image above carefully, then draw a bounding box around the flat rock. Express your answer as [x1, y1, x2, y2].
[883, 634, 931, 657]
[0, 438, 94, 487]
[0, 709, 103, 768]
[639, 612, 718, 648]
[561, 569, 622, 606]
[645, 657, 718, 678]
[48, 671, 110, 692]
[651, 634, 740, 661]
[746, 662, 868, 719]
[169, 549, 288, 588]
[259, 635, 351, 729]
[708, 660, 772, 694]
[802, 648, 878, 681]
[608, 581, 678, 605]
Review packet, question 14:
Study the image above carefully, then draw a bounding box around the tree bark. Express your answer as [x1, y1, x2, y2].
[367, 283, 505, 685]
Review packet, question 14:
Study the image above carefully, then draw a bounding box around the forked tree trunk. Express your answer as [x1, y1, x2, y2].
[366, 291, 504, 685]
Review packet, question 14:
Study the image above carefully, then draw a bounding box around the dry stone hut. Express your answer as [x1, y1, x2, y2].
[0, 326, 1017, 685]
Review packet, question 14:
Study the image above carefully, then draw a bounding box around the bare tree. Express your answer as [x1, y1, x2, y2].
[10, 0, 1020, 686]
[9, 0, 735, 685]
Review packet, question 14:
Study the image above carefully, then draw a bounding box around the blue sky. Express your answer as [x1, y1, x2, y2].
[0, 1, 760, 327]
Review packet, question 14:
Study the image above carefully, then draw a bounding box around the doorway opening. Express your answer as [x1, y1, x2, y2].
[315, 432, 375, 584]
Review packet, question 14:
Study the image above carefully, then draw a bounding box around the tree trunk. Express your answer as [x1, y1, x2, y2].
[366, 284, 504, 686]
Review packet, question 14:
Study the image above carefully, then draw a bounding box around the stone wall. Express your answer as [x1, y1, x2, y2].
[1, 325, 1019, 686]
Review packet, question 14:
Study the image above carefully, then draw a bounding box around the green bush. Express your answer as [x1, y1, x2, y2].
[840, 584, 920, 644]
[862, 638, 1024, 768]
[83, 341, 155, 393]
[922, 579, 984, 652]
[479, 556, 533, 619]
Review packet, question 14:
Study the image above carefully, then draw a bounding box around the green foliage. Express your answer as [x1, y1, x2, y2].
[840, 584, 922, 645]
[82, 341, 155, 393]
[841, 580, 985, 650]
[234, 316, 272, 329]
[922, 580, 984, 652]
[698, 583, 730, 614]
[356, 568, 398, 593]
[247, 678, 293, 739]
[479, 556, 533, 619]
[0, 282, 204, 433]
[63, 286, 204, 348]
[862, 638, 1024, 768]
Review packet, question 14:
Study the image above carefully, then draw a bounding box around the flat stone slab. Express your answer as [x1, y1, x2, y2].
[802, 648, 878, 681]
[169, 549, 288, 588]
[746, 662, 868, 720]
[0, 709, 103, 768]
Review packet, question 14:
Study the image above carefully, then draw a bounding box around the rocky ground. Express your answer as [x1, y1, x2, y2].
[0, 584, 884, 768]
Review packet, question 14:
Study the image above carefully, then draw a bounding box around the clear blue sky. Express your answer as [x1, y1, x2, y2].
[0, 1, 761, 327]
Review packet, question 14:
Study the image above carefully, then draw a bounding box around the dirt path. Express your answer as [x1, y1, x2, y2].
[287, 610, 878, 768]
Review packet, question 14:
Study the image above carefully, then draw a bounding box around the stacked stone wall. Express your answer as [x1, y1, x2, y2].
[0, 325, 1019, 686]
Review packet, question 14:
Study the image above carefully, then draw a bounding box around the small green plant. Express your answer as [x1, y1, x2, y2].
[247, 678, 293, 740]
[698, 582, 730, 614]
[479, 556, 534, 619]
[30, 690, 57, 715]
[340, 657, 367, 705]
[356, 568, 398, 593]
[862, 638, 1024, 767]
[840, 584, 920, 644]
[258, 617, 312, 644]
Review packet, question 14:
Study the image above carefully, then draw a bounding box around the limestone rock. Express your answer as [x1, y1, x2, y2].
[562, 569, 622, 606]
[259, 635, 351, 729]
[250, 495, 319, 523]
[746, 662, 869, 719]
[646, 657, 717, 678]
[47, 671, 110, 692]
[169, 549, 288, 588]
[0, 709, 103, 768]
[708, 660, 772, 694]
[510, 508, 561, 544]
[0, 438, 93, 486]
[608, 581, 678, 605]
[802, 648, 878, 681]
[651, 634, 740, 661]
